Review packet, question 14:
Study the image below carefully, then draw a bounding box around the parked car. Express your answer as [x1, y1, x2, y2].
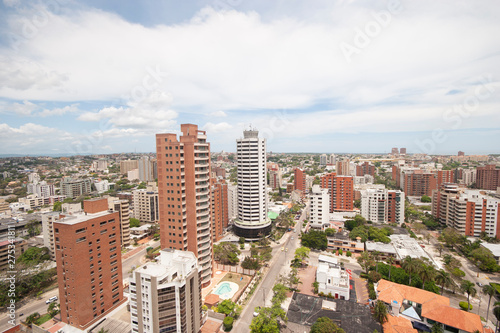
[46, 296, 58, 304]
[476, 282, 483, 287]
[253, 307, 261, 317]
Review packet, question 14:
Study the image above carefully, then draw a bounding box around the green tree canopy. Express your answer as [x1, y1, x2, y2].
[310, 317, 345, 333]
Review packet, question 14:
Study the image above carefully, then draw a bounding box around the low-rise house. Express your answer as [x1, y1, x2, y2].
[316, 255, 350, 300]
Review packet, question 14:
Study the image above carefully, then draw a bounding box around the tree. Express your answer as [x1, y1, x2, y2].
[402, 256, 419, 286]
[386, 257, 395, 280]
[25, 312, 40, 326]
[214, 242, 241, 265]
[470, 247, 500, 272]
[421, 195, 432, 203]
[373, 300, 388, 324]
[435, 270, 452, 295]
[325, 228, 336, 237]
[418, 264, 436, 290]
[441, 227, 461, 249]
[18, 247, 50, 265]
[357, 251, 374, 275]
[493, 302, 500, 332]
[460, 280, 477, 311]
[310, 317, 345, 333]
[482, 284, 496, 324]
[53, 201, 62, 212]
[217, 299, 236, 316]
[294, 246, 310, 262]
[223, 316, 234, 331]
[48, 302, 60, 317]
[129, 218, 140, 228]
[250, 305, 287, 333]
[301, 230, 328, 250]
[241, 256, 261, 270]
[431, 323, 444, 333]
[97, 328, 109, 333]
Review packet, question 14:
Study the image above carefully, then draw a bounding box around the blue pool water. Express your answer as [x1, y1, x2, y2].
[214, 282, 232, 295]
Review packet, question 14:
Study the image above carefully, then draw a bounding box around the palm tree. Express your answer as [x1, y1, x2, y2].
[493, 301, 500, 333]
[460, 280, 477, 312]
[435, 270, 452, 295]
[373, 300, 388, 324]
[419, 264, 436, 290]
[483, 285, 496, 324]
[386, 257, 395, 281]
[357, 251, 374, 275]
[402, 256, 419, 286]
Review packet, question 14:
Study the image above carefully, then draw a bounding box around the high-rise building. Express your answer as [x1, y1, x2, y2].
[360, 188, 404, 224]
[355, 162, 376, 177]
[138, 156, 156, 182]
[27, 180, 55, 198]
[294, 168, 306, 194]
[90, 159, 108, 172]
[132, 183, 159, 223]
[210, 179, 229, 242]
[120, 159, 139, 175]
[108, 198, 131, 248]
[269, 170, 281, 189]
[400, 148, 407, 155]
[130, 249, 202, 333]
[335, 159, 351, 176]
[329, 154, 336, 165]
[458, 151, 465, 156]
[233, 129, 271, 238]
[54, 198, 124, 329]
[320, 154, 328, 166]
[156, 124, 213, 287]
[309, 185, 330, 228]
[320, 173, 354, 212]
[391, 148, 399, 155]
[227, 184, 238, 220]
[41, 212, 60, 260]
[476, 165, 500, 191]
[60, 177, 92, 198]
[432, 184, 500, 238]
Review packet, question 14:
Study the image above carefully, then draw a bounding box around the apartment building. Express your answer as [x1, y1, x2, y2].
[210, 179, 229, 242]
[130, 249, 202, 333]
[320, 173, 354, 212]
[60, 177, 92, 198]
[233, 129, 271, 239]
[476, 164, 500, 191]
[132, 183, 159, 223]
[356, 162, 375, 177]
[156, 124, 213, 287]
[360, 188, 404, 224]
[309, 185, 330, 228]
[294, 168, 306, 195]
[120, 159, 139, 175]
[109, 198, 131, 248]
[54, 198, 124, 329]
[432, 185, 500, 238]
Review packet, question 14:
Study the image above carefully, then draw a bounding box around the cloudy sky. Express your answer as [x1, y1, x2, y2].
[0, 0, 499, 156]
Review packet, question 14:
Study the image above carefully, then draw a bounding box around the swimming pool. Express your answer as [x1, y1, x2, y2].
[212, 281, 239, 300]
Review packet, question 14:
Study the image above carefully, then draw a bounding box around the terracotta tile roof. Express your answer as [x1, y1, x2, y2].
[424, 305, 483, 333]
[376, 280, 484, 333]
[383, 315, 418, 333]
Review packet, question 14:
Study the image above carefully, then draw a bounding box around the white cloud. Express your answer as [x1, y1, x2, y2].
[202, 122, 233, 133]
[209, 111, 227, 117]
[9, 100, 37, 116]
[38, 104, 79, 117]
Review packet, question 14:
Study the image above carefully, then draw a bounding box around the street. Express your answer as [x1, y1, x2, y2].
[233, 204, 307, 332]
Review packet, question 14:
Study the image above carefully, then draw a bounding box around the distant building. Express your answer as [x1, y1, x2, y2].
[90, 159, 108, 172]
[458, 151, 465, 156]
[41, 212, 60, 260]
[95, 179, 111, 193]
[27, 180, 55, 198]
[227, 184, 238, 220]
[60, 177, 92, 198]
[360, 188, 404, 224]
[130, 249, 202, 333]
[0, 238, 29, 271]
[356, 162, 375, 177]
[128, 169, 140, 181]
[432, 184, 500, 238]
[138, 156, 156, 182]
[335, 160, 351, 176]
[132, 183, 159, 223]
[321, 173, 354, 212]
[320, 154, 328, 166]
[329, 154, 336, 165]
[120, 159, 139, 175]
[399, 148, 407, 155]
[294, 168, 306, 195]
[211, 179, 229, 242]
[476, 164, 500, 191]
[269, 170, 282, 189]
[391, 148, 399, 155]
[54, 198, 124, 329]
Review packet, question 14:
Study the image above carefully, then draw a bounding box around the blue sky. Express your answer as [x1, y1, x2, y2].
[0, 0, 499, 156]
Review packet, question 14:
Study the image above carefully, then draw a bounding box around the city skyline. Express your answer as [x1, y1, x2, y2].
[1, 0, 499, 155]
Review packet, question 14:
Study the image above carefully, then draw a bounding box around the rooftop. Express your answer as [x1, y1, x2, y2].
[482, 242, 500, 257]
[54, 210, 115, 225]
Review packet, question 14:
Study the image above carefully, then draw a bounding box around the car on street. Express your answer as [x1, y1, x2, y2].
[253, 306, 261, 317]
[476, 282, 483, 287]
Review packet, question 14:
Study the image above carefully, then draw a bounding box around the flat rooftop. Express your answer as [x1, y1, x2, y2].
[54, 210, 116, 225]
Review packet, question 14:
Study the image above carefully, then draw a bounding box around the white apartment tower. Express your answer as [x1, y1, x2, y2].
[309, 185, 330, 228]
[130, 249, 201, 333]
[233, 129, 271, 238]
[360, 188, 405, 224]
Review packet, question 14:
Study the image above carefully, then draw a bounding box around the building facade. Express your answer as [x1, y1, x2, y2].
[210, 179, 229, 242]
[360, 188, 405, 224]
[156, 124, 213, 287]
[233, 129, 271, 239]
[54, 198, 124, 329]
[294, 168, 306, 195]
[132, 183, 159, 223]
[476, 164, 500, 191]
[109, 198, 131, 248]
[130, 249, 201, 333]
[320, 173, 354, 212]
[120, 159, 139, 175]
[60, 177, 92, 198]
[309, 185, 330, 228]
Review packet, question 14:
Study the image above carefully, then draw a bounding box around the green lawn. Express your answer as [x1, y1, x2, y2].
[35, 313, 52, 325]
[220, 272, 250, 290]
